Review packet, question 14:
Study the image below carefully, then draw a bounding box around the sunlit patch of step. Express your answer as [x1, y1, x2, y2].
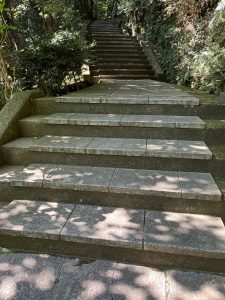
[0, 164, 221, 200]
[2, 136, 212, 160]
[0, 200, 225, 272]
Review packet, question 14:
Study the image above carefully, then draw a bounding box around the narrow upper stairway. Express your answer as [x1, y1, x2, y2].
[89, 20, 155, 80]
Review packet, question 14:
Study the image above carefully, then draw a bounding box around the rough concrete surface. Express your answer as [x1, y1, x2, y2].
[0, 252, 224, 300]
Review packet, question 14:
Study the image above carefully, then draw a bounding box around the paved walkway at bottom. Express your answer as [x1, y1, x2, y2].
[0, 252, 224, 300]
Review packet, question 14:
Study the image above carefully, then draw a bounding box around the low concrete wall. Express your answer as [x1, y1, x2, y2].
[0, 90, 44, 164]
[117, 20, 166, 82]
[137, 36, 166, 82]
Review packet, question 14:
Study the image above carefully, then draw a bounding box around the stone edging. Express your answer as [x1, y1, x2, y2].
[136, 35, 166, 82]
[0, 90, 44, 164]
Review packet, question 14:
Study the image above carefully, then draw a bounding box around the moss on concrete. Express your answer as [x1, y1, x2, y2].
[0, 90, 44, 148]
[210, 146, 225, 159]
[181, 86, 223, 104]
[205, 119, 225, 129]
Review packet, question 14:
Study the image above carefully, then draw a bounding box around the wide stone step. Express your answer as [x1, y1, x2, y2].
[2, 136, 212, 160]
[0, 200, 225, 272]
[2, 163, 220, 201]
[19, 115, 224, 145]
[42, 113, 205, 128]
[0, 164, 223, 216]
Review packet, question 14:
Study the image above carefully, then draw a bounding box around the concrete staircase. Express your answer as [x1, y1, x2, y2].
[89, 20, 155, 80]
[0, 79, 225, 273]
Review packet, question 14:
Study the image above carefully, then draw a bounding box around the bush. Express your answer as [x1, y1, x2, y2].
[15, 30, 90, 95]
[117, 0, 225, 95]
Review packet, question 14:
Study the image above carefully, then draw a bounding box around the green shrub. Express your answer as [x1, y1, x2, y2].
[15, 30, 90, 95]
[117, 0, 225, 94]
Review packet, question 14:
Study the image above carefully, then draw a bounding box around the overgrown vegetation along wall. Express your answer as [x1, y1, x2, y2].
[116, 0, 225, 95]
[0, 0, 92, 101]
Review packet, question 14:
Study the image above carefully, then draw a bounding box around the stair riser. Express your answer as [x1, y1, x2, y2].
[19, 122, 225, 145]
[2, 148, 224, 174]
[0, 234, 225, 273]
[0, 185, 224, 217]
[32, 99, 225, 119]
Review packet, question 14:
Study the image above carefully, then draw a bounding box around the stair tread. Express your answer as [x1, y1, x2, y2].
[3, 136, 212, 160]
[42, 113, 205, 129]
[0, 200, 225, 258]
[0, 163, 220, 200]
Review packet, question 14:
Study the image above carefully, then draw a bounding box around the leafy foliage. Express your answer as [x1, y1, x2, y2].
[116, 0, 225, 94]
[16, 30, 89, 94]
[1, 0, 91, 99]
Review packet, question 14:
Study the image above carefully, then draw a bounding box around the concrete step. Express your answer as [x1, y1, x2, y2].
[93, 44, 140, 49]
[42, 113, 205, 128]
[0, 200, 225, 272]
[0, 164, 223, 215]
[91, 64, 152, 70]
[90, 31, 121, 34]
[19, 115, 225, 145]
[93, 36, 135, 41]
[93, 49, 143, 54]
[2, 163, 220, 201]
[92, 34, 126, 38]
[93, 75, 152, 80]
[93, 54, 146, 59]
[91, 69, 151, 76]
[94, 58, 148, 64]
[90, 24, 118, 28]
[55, 93, 199, 105]
[90, 28, 119, 31]
[6, 137, 225, 174]
[94, 41, 138, 45]
[32, 96, 225, 119]
[1, 136, 212, 160]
